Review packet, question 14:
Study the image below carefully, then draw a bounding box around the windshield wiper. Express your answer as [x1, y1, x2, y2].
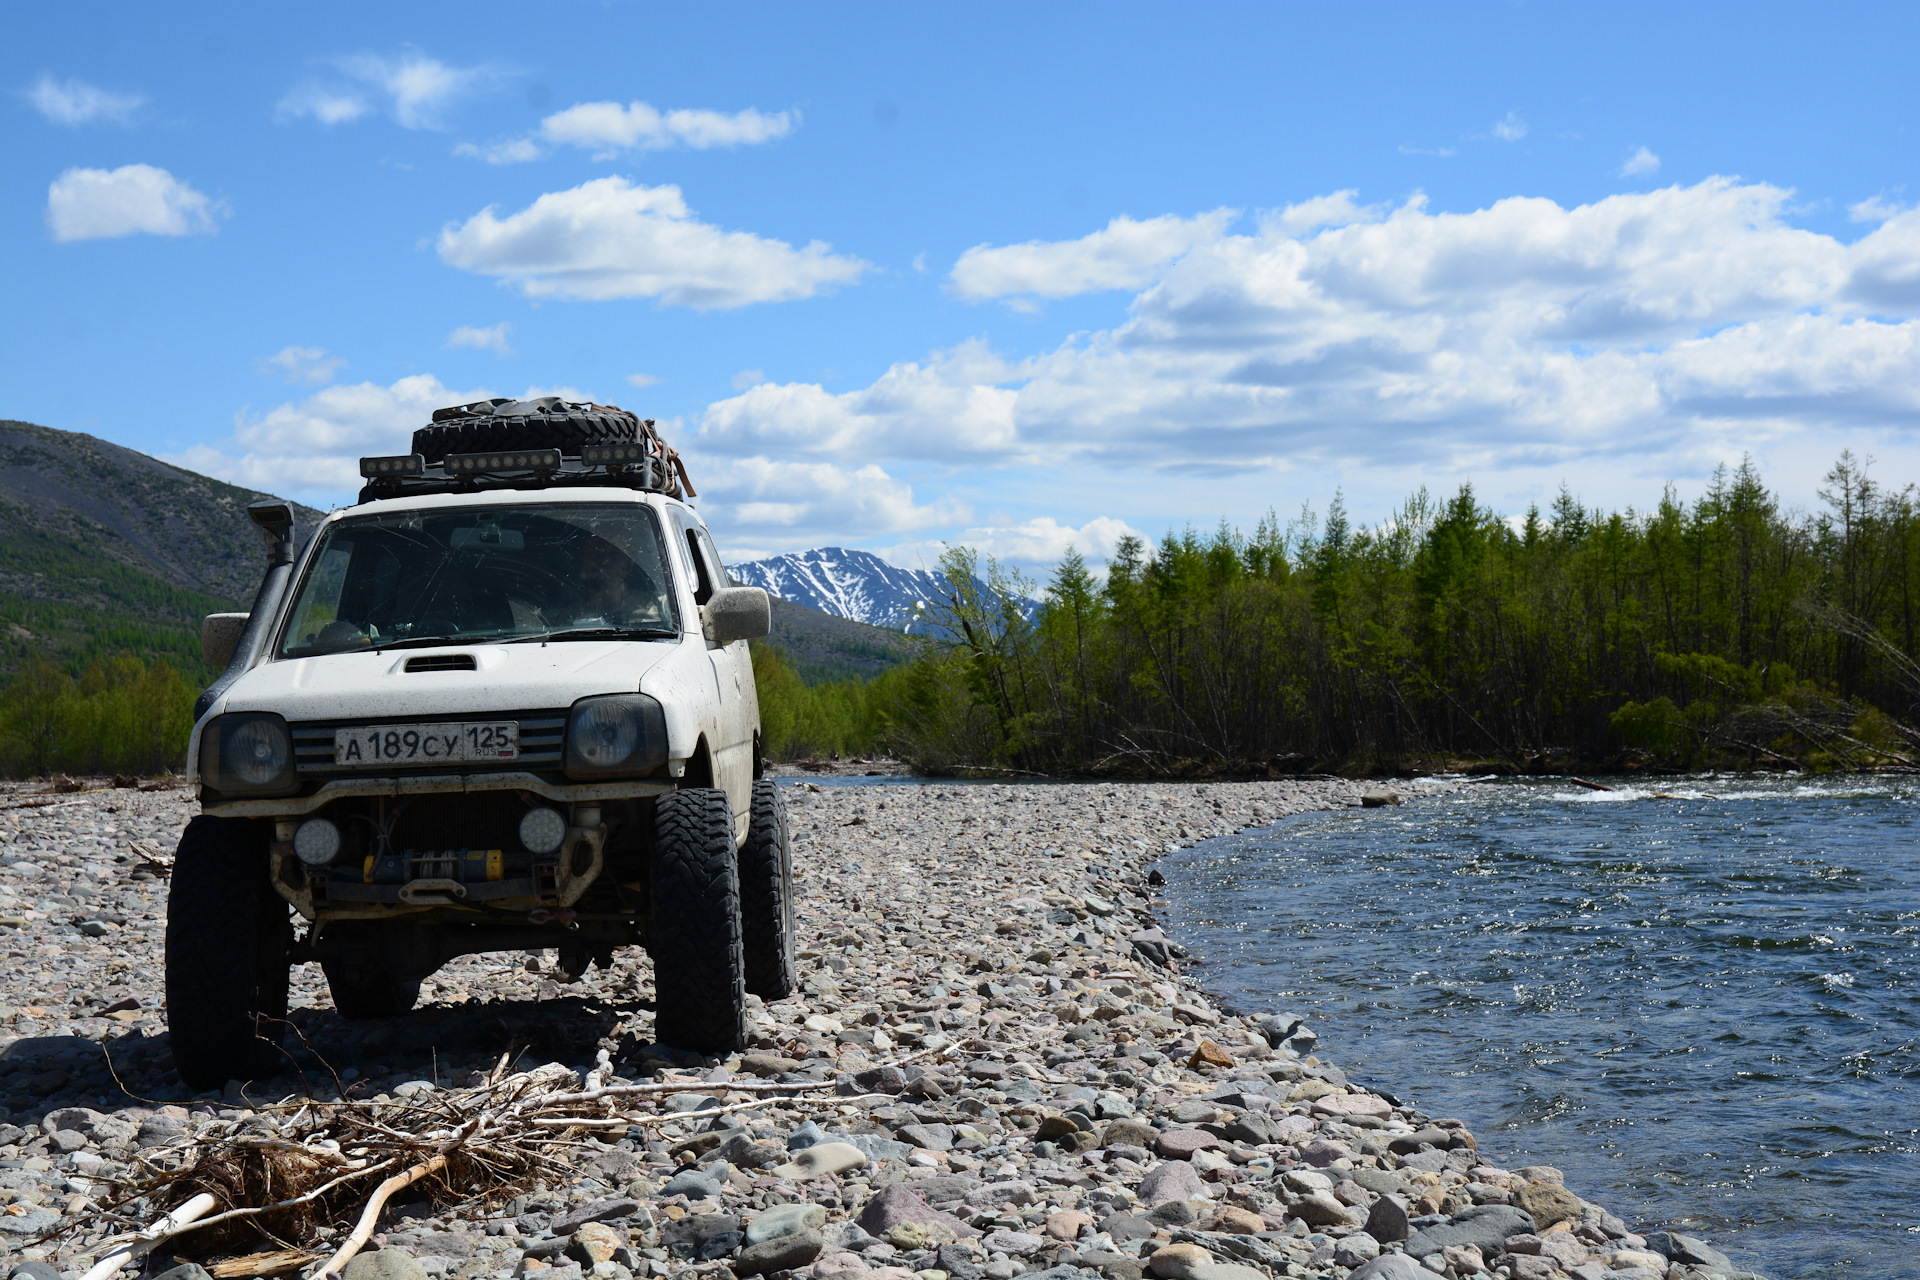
[373, 635, 470, 652]
[506, 626, 682, 644]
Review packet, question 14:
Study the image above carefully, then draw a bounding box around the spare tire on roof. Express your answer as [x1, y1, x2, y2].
[411, 399, 641, 464]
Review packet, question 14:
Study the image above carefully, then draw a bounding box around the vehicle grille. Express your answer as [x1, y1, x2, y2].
[290, 709, 569, 778]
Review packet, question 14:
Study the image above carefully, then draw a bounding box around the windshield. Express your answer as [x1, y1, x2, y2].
[278, 502, 680, 657]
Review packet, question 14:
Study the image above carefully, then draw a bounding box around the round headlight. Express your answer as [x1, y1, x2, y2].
[293, 818, 342, 866]
[227, 716, 292, 786]
[519, 807, 567, 855]
[570, 699, 640, 769]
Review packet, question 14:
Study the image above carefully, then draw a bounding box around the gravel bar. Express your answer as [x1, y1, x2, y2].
[0, 776, 1763, 1280]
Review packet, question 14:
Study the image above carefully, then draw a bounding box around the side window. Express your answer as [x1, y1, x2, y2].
[694, 528, 727, 588]
[670, 511, 714, 605]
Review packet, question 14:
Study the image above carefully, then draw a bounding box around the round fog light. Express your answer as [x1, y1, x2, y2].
[519, 807, 566, 855]
[293, 818, 342, 866]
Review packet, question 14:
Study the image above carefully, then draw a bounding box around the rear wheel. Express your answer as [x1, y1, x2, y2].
[165, 817, 292, 1089]
[649, 787, 748, 1054]
[739, 779, 797, 1000]
[321, 957, 421, 1020]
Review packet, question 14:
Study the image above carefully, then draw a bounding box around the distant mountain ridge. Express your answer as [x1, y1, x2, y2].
[729, 547, 945, 633]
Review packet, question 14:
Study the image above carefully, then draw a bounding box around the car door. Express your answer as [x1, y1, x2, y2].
[668, 508, 756, 825]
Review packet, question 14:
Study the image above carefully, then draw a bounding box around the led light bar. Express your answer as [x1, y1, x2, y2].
[359, 454, 426, 478]
[443, 448, 562, 474]
[581, 442, 650, 467]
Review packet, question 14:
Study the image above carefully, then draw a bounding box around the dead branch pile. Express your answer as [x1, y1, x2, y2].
[70, 1050, 902, 1279]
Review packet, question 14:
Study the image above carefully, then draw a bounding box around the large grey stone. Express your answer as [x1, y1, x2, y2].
[662, 1162, 730, 1199]
[1364, 1195, 1410, 1243]
[552, 1197, 642, 1233]
[1645, 1231, 1735, 1272]
[1346, 1256, 1433, 1280]
[342, 1250, 429, 1280]
[855, 1182, 981, 1239]
[1402, 1205, 1537, 1258]
[1136, 1160, 1207, 1206]
[735, 1229, 825, 1276]
[747, 1202, 828, 1244]
[898, 1122, 956, 1151]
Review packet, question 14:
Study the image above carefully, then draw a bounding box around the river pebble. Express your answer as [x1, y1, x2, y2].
[0, 774, 1765, 1279]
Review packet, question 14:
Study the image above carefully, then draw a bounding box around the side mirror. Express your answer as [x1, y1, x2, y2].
[704, 586, 771, 645]
[203, 613, 250, 668]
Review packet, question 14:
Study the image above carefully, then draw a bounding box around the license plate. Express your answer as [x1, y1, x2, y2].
[332, 721, 519, 767]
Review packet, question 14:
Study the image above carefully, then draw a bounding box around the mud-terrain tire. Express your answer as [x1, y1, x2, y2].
[165, 816, 293, 1089]
[739, 779, 797, 1001]
[649, 787, 748, 1055]
[321, 958, 421, 1020]
[411, 402, 639, 464]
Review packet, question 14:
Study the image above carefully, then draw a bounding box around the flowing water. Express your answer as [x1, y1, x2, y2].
[1156, 776, 1919, 1279]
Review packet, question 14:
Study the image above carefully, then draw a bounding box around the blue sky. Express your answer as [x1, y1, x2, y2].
[4, 1, 1917, 571]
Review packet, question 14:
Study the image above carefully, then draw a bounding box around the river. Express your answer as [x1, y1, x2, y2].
[1156, 775, 1918, 1279]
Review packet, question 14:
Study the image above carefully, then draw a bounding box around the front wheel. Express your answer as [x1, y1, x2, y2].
[739, 779, 797, 1000]
[165, 817, 292, 1089]
[649, 788, 748, 1054]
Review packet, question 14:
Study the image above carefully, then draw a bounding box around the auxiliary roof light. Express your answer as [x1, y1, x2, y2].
[359, 454, 426, 478]
[581, 442, 648, 467]
[444, 449, 562, 474]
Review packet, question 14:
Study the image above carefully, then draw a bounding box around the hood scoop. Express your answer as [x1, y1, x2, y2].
[405, 653, 478, 673]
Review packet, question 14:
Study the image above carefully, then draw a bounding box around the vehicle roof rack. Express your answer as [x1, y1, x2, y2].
[355, 411, 697, 506]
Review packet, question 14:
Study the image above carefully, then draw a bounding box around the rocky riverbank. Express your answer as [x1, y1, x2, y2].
[0, 776, 1764, 1280]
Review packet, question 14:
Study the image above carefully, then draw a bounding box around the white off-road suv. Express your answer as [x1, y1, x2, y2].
[170, 398, 794, 1088]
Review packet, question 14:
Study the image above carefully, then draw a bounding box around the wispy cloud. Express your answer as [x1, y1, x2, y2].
[436, 177, 869, 309]
[1620, 145, 1661, 177]
[278, 52, 494, 130]
[24, 73, 144, 125]
[261, 345, 346, 385]
[625, 372, 662, 388]
[445, 322, 514, 355]
[950, 211, 1237, 303]
[46, 165, 225, 242]
[1398, 144, 1457, 158]
[457, 99, 798, 165]
[1849, 194, 1907, 224]
[1491, 111, 1528, 142]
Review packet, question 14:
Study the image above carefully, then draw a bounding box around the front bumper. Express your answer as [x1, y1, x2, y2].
[201, 770, 674, 817]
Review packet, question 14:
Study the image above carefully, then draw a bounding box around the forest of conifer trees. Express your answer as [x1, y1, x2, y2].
[757, 454, 1920, 776]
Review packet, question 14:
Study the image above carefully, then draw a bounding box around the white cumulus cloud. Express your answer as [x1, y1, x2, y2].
[261, 345, 347, 386]
[46, 164, 225, 242]
[279, 53, 492, 130]
[175, 374, 495, 501]
[1621, 146, 1661, 177]
[25, 74, 144, 125]
[698, 179, 1920, 511]
[693, 455, 969, 556]
[436, 177, 869, 309]
[445, 322, 514, 355]
[950, 210, 1237, 302]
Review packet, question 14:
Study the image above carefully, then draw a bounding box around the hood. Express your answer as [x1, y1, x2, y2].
[212, 638, 683, 722]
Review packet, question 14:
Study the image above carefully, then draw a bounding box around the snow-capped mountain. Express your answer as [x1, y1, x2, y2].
[728, 547, 945, 633]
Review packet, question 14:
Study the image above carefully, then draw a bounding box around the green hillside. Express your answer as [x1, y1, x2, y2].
[0, 420, 324, 683]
